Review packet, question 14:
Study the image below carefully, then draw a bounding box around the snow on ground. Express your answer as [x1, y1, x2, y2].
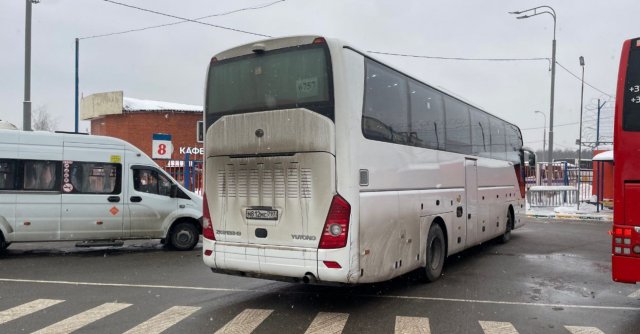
[525, 202, 612, 221]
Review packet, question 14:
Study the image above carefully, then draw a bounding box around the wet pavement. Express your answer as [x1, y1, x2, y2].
[0, 217, 638, 333]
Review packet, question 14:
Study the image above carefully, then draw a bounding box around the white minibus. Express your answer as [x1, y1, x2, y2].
[202, 36, 525, 284]
[0, 130, 202, 251]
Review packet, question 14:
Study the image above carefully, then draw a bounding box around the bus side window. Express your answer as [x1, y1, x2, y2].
[362, 60, 409, 145]
[409, 80, 445, 150]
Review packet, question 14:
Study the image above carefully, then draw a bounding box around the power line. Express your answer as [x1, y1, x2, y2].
[369, 50, 613, 98]
[81, 0, 284, 40]
[555, 61, 613, 98]
[101, 0, 272, 38]
[368, 50, 551, 64]
[520, 115, 614, 131]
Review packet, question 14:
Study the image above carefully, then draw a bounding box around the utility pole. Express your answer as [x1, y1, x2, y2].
[577, 56, 585, 210]
[23, 0, 37, 131]
[596, 99, 606, 148]
[75, 38, 79, 133]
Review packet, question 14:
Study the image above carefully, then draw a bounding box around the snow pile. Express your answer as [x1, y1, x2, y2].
[593, 150, 613, 161]
[123, 97, 202, 112]
[526, 202, 612, 221]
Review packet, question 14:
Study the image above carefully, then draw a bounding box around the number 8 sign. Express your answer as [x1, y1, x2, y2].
[152, 133, 173, 159]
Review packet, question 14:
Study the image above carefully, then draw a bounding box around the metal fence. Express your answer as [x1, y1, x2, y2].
[524, 161, 594, 204]
[163, 153, 203, 195]
[527, 185, 578, 207]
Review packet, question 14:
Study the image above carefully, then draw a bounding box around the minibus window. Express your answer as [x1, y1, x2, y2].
[69, 162, 121, 194]
[23, 160, 60, 191]
[133, 168, 172, 197]
[0, 159, 17, 190]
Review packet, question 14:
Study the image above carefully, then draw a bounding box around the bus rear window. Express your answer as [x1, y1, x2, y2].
[206, 45, 333, 125]
[623, 38, 640, 131]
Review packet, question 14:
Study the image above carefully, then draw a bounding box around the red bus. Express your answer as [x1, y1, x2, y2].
[612, 37, 640, 283]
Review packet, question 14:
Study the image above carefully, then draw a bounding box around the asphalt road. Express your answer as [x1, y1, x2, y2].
[0, 217, 638, 334]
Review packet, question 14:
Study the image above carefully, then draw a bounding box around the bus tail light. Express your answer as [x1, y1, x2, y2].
[318, 195, 351, 249]
[612, 226, 638, 256]
[203, 193, 215, 241]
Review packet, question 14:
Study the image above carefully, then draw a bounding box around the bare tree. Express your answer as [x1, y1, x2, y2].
[32, 106, 58, 132]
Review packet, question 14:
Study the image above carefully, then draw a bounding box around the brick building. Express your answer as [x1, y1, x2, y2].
[81, 91, 203, 167]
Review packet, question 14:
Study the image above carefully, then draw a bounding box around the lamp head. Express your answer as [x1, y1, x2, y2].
[579, 56, 585, 66]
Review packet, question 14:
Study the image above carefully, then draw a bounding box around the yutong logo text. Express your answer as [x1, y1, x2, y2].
[216, 230, 241, 236]
[291, 234, 316, 241]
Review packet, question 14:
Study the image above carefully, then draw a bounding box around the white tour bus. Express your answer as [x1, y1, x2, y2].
[0, 130, 202, 251]
[202, 36, 525, 284]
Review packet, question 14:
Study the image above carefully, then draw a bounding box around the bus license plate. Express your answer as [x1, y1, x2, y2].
[246, 209, 278, 220]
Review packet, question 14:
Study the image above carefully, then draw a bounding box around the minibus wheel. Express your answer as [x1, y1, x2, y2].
[423, 223, 445, 282]
[0, 232, 8, 251]
[168, 221, 199, 251]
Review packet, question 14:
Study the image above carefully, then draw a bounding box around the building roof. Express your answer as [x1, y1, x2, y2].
[0, 120, 18, 130]
[81, 91, 202, 120]
[593, 150, 613, 161]
[123, 97, 202, 113]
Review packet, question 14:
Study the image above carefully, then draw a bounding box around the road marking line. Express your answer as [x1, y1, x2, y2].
[31, 302, 131, 334]
[305, 312, 349, 334]
[0, 278, 249, 293]
[479, 321, 518, 334]
[628, 289, 640, 298]
[214, 309, 272, 334]
[394, 316, 431, 334]
[0, 299, 64, 325]
[2, 278, 639, 312]
[564, 326, 606, 334]
[123, 306, 200, 334]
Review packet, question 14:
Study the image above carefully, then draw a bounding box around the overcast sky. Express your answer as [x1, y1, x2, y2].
[1, 0, 637, 151]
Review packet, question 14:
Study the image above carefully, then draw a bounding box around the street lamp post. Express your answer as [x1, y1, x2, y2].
[534, 111, 547, 154]
[577, 56, 585, 210]
[510, 5, 557, 185]
[534, 110, 546, 185]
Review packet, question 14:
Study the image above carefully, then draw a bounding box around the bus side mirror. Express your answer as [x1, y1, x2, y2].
[528, 154, 536, 166]
[170, 184, 178, 198]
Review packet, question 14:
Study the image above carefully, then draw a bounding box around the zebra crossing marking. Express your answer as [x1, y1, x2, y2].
[2, 278, 639, 312]
[478, 321, 519, 334]
[565, 326, 606, 334]
[394, 316, 431, 334]
[628, 289, 640, 298]
[123, 306, 201, 334]
[305, 312, 349, 334]
[0, 299, 615, 334]
[214, 308, 273, 334]
[0, 299, 64, 325]
[31, 302, 131, 334]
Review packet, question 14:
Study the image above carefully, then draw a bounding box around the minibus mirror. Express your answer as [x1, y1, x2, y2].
[170, 184, 178, 198]
[528, 154, 536, 166]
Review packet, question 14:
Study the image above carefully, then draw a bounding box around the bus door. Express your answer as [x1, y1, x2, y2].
[464, 158, 479, 246]
[60, 144, 124, 240]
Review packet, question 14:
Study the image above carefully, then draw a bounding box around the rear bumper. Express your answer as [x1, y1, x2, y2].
[612, 255, 640, 284]
[202, 239, 350, 283]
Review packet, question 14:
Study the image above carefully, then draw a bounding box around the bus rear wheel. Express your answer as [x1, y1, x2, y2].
[500, 209, 514, 244]
[423, 223, 445, 282]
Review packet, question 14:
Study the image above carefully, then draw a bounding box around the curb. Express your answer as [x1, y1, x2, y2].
[525, 212, 612, 222]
